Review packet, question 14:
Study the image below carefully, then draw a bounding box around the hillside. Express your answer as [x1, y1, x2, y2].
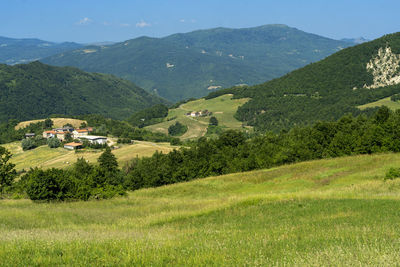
[145, 94, 250, 140]
[2, 141, 176, 171]
[0, 36, 82, 64]
[209, 32, 400, 131]
[1, 153, 400, 265]
[42, 24, 352, 101]
[0, 61, 167, 122]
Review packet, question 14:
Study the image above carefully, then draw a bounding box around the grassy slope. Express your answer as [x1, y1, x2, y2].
[358, 96, 400, 110]
[3, 141, 176, 171]
[145, 94, 250, 140]
[2, 153, 400, 265]
[15, 118, 86, 130]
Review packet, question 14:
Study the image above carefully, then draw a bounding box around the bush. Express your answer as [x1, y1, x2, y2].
[23, 168, 76, 201]
[47, 137, 61, 148]
[21, 138, 37, 151]
[209, 116, 219, 126]
[168, 122, 188, 136]
[385, 167, 400, 180]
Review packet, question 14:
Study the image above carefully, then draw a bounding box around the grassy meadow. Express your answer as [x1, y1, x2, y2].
[358, 96, 400, 110]
[2, 141, 176, 171]
[2, 153, 400, 265]
[15, 118, 87, 130]
[145, 94, 250, 140]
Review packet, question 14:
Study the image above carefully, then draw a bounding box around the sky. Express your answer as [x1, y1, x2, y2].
[0, 0, 399, 44]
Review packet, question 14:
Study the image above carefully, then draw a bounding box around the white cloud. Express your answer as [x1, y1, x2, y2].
[179, 19, 196, 24]
[180, 19, 185, 23]
[136, 20, 151, 28]
[76, 17, 93, 25]
[103, 21, 111, 26]
[120, 23, 131, 27]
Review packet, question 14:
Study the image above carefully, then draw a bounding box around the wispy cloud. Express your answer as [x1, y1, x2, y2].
[179, 18, 196, 23]
[76, 17, 93, 25]
[120, 23, 131, 27]
[136, 20, 151, 28]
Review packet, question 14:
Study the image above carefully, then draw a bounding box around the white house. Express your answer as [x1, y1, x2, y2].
[77, 136, 107, 145]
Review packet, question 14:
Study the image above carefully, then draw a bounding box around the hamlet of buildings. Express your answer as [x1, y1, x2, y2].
[185, 110, 211, 117]
[42, 127, 106, 146]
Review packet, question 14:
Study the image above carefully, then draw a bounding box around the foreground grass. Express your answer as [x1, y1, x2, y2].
[2, 141, 176, 171]
[2, 153, 400, 265]
[146, 94, 250, 140]
[358, 96, 400, 110]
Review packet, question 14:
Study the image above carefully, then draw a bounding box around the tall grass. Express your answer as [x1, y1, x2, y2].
[1, 153, 400, 265]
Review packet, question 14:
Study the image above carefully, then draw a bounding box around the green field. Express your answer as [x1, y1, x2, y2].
[358, 96, 400, 110]
[145, 94, 250, 140]
[1, 153, 400, 265]
[2, 141, 176, 171]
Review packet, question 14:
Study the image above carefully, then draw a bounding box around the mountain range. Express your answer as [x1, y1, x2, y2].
[0, 61, 167, 122]
[42, 24, 354, 101]
[207, 32, 400, 131]
[0, 36, 83, 65]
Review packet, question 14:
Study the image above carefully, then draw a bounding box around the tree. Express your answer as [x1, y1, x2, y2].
[209, 116, 219, 126]
[0, 146, 17, 193]
[168, 122, 187, 136]
[21, 138, 37, 150]
[47, 137, 61, 148]
[98, 146, 118, 172]
[44, 118, 53, 129]
[64, 132, 73, 143]
[80, 122, 87, 129]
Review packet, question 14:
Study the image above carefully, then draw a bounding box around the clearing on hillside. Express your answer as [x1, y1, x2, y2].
[145, 94, 250, 140]
[1, 153, 400, 265]
[358, 96, 400, 111]
[15, 118, 87, 130]
[2, 140, 176, 171]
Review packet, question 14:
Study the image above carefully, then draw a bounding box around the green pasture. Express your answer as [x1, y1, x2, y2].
[145, 94, 250, 140]
[2, 153, 400, 265]
[2, 141, 176, 171]
[358, 96, 400, 110]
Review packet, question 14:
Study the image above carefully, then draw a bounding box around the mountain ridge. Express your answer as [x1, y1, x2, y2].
[0, 61, 167, 122]
[42, 24, 353, 101]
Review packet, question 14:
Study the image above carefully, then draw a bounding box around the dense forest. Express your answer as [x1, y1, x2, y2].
[3, 106, 400, 201]
[0, 61, 167, 122]
[206, 32, 400, 132]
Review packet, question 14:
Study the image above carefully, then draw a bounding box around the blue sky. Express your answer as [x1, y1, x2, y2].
[1, 0, 399, 43]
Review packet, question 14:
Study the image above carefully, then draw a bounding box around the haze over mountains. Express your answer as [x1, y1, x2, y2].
[0, 61, 166, 122]
[0, 36, 83, 65]
[42, 24, 354, 101]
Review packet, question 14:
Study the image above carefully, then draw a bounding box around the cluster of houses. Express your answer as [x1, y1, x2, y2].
[185, 110, 212, 117]
[40, 126, 108, 150]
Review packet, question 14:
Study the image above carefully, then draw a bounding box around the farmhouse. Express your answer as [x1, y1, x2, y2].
[77, 135, 107, 145]
[186, 110, 211, 117]
[43, 130, 56, 138]
[25, 133, 35, 138]
[64, 142, 83, 150]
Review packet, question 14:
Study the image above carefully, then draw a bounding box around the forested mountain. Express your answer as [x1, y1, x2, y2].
[0, 36, 83, 65]
[206, 32, 400, 132]
[0, 61, 167, 122]
[42, 24, 352, 101]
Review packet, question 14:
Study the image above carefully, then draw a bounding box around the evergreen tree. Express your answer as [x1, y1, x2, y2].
[209, 116, 219, 126]
[98, 146, 118, 172]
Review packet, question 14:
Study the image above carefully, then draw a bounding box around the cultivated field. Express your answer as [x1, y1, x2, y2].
[2, 141, 176, 171]
[1, 153, 400, 265]
[358, 96, 400, 110]
[145, 94, 250, 140]
[15, 118, 87, 130]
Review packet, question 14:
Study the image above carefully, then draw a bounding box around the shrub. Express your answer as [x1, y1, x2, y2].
[21, 138, 37, 151]
[209, 116, 219, 126]
[168, 122, 187, 136]
[385, 167, 400, 180]
[47, 137, 61, 148]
